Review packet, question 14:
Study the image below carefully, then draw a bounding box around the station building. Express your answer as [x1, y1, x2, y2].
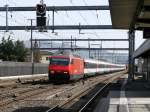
[133, 39, 150, 80]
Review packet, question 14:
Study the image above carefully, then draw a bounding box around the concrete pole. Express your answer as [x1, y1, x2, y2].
[71, 36, 73, 51]
[29, 19, 34, 75]
[5, 4, 8, 32]
[88, 38, 90, 58]
[100, 41, 102, 59]
[52, 10, 54, 33]
[128, 30, 135, 81]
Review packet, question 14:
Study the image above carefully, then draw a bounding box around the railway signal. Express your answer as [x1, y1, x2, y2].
[36, 16, 46, 27]
[36, 3, 47, 28]
[36, 4, 46, 17]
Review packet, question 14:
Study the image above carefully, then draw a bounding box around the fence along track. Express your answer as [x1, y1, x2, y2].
[0, 62, 48, 77]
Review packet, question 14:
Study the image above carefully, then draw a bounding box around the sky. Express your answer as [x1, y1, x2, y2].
[0, 0, 144, 51]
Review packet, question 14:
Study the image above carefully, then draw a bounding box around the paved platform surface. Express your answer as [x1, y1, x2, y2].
[94, 76, 150, 112]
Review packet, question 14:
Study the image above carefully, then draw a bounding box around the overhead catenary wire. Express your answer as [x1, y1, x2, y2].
[69, 0, 101, 38]
[81, 0, 102, 29]
[65, 11, 77, 25]
[7, 0, 17, 6]
[82, 0, 100, 21]
[3, 0, 107, 37]
[82, 0, 88, 6]
[0, 13, 22, 26]
[55, 11, 72, 25]
[5, 0, 24, 15]
[3, 0, 30, 26]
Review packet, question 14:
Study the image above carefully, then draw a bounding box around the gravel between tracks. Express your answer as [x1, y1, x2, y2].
[0, 71, 125, 112]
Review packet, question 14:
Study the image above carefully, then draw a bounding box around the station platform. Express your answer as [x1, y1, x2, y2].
[0, 74, 47, 80]
[94, 75, 150, 112]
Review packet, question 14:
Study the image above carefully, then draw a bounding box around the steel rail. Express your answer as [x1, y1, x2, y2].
[45, 77, 111, 112]
[46, 71, 125, 112]
[78, 73, 126, 112]
[46, 106, 58, 112]
[78, 82, 110, 112]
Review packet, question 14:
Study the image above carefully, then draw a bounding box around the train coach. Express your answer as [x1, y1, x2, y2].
[48, 54, 125, 81]
[84, 59, 125, 76]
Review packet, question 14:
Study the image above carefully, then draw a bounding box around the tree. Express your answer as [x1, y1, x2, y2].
[14, 40, 28, 62]
[0, 37, 27, 62]
[0, 37, 15, 61]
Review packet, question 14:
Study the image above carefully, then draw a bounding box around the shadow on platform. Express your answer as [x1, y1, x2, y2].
[12, 106, 50, 112]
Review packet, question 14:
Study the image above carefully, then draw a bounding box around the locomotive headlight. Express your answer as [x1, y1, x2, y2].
[50, 71, 55, 74]
[64, 72, 68, 74]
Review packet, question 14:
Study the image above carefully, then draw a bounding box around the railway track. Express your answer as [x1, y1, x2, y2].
[0, 76, 83, 112]
[46, 71, 126, 112]
[78, 73, 123, 112]
[0, 71, 126, 112]
[0, 86, 52, 109]
[0, 77, 51, 102]
[0, 83, 78, 111]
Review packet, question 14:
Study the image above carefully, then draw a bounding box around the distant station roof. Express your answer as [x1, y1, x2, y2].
[133, 39, 150, 58]
[109, 0, 150, 30]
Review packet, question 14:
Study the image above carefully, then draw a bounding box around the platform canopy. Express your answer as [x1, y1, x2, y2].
[133, 39, 150, 58]
[109, 0, 150, 30]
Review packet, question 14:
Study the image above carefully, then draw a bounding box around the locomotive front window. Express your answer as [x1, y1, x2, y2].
[50, 58, 69, 66]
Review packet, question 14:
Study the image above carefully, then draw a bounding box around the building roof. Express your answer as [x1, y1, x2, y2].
[40, 51, 53, 55]
[109, 0, 150, 30]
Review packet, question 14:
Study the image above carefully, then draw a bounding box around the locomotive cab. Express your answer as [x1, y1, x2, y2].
[48, 56, 70, 81]
[48, 55, 84, 81]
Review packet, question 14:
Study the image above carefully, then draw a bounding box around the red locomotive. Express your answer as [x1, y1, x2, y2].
[48, 54, 84, 81]
[48, 54, 125, 81]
